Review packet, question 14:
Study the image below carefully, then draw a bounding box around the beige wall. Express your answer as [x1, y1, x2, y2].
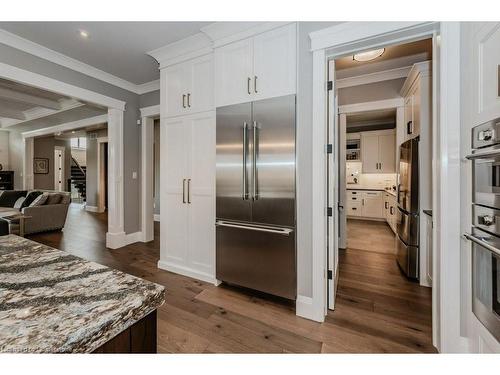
[33, 136, 71, 191]
[154, 120, 160, 216]
[86, 128, 108, 208]
[338, 78, 405, 106]
[0, 131, 9, 171]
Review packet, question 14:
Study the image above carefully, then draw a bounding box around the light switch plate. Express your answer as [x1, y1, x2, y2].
[132, 171, 137, 179]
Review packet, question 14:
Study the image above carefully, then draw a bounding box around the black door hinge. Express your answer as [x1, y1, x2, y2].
[327, 207, 333, 217]
[326, 144, 333, 154]
[327, 81, 333, 91]
[327, 270, 333, 280]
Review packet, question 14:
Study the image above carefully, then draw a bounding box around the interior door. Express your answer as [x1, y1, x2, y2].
[252, 23, 296, 102]
[162, 117, 190, 266]
[54, 148, 63, 192]
[214, 38, 253, 107]
[165, 62, 189, 117]
[188, 112, 216, 277]
[361, 133, 379, 173]
[338, 113, 347, 250]
[378, 133, 396, 173]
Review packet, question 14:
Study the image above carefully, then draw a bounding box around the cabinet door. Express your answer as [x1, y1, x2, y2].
[252, 23, 296, 101]
[189, 54, 214, 114]
[188, 112, 216, 277]
[361, 192, 383, 218]
[378, 133, 396, 173]
[161, 117, 191, 266]
[214, 38, 253, 107]
[361, 134, 379, 173]
[404, 95, 414, 142]
[164, 62, 190, 118]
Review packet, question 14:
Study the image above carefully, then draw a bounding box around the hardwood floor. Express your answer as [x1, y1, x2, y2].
[27, 205, 436, 353]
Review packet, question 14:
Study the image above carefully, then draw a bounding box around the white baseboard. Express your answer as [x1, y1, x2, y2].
[106, 231, 142, 249]
[157, 260, 217, 285]
[85, 205, 104, 213]
[153, 214, 160, 222]
[296, 295, 325, 322]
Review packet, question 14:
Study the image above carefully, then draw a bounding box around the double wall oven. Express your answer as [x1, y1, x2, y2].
[465, 118, 500, 342]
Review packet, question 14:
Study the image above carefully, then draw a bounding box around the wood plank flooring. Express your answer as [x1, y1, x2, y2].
[27, 205, 436, 353]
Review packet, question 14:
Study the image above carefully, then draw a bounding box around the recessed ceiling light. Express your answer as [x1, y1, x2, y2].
[71, 131, 76, 134]
[79, 30, 89, 39]
[353, 48, 385, 62]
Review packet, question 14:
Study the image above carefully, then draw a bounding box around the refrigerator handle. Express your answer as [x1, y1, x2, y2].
[252, 121, 259, 201]
[242, 122, 249, 200]
[216, 220, 293, 236]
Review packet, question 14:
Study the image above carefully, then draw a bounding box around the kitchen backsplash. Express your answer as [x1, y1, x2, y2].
[346, 161, 397, 189]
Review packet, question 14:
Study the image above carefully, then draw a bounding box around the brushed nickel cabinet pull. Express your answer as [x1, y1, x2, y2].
[187, 93, 191, 108]
[247, 77, 251, 95]
[254, 76, 258, 93]
[187, 179, 191, 204]
[182, 94, 186, 108]
[182, 179, 186, 203]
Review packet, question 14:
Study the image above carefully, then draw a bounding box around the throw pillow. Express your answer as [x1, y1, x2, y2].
[13, 197, 26, 209]
[45, 193, 62, 205]
[29, 193, 49, 207]
[0, 191, 28, 208]
[20, 191, 42, 209]
[59, 194, 71, 205]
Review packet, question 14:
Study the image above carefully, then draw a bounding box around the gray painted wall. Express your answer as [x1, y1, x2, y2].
[154, 120, 160, 215]
[0, 43, 142, 234]
[33, 136, 71, 191]
[85, 128, 108, 208]
[140, 90, 160, 108]
[9, 132, 24, 189]
[338, 78, 405, 105]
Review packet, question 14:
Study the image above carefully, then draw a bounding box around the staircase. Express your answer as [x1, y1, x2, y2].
[70, 157, 86, 202]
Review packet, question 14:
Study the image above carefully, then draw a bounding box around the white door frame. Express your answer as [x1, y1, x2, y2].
[97, 137, 109, 213]
[54, 145, 65, 192]
[0, 62, 127, 249]
[140, 104, 160, 242]
[309, 22, 465, 353]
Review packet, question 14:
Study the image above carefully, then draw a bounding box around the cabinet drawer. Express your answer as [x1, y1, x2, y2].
[347, 200, 362, 216]
[362, 190, 382, 198]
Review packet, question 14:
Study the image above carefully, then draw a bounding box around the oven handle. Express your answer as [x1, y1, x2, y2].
[463, 232, 500, 257]
[465, 149, 500, 160]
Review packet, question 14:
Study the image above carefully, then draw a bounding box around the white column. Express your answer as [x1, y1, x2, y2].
[23, 137, 34, 190]
[106, 107, 125, 249]
[141, 116, 154, 242]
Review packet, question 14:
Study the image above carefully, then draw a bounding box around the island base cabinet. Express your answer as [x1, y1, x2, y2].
[93, 311, 157, 353]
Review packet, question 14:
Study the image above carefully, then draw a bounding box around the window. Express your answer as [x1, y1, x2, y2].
[71, 137, 87, 149]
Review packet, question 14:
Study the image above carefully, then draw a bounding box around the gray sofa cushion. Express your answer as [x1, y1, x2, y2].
[0, 191, 27, 208]
[45, 193, 62, 205]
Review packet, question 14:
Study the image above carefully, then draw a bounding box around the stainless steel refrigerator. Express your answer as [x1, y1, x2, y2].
[215, 94, 296, 300]
[396, 137, 420, 279]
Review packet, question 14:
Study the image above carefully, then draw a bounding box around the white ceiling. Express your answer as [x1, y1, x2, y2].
[0, 22, 211, 84]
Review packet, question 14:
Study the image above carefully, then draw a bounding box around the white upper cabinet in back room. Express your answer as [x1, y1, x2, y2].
[360, 130, 396, 174]
[163, 54, 214, 118]
[214, 23, 296, 107]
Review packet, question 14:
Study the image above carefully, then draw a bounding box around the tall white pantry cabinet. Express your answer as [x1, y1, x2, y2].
[154, 23, 297, 284]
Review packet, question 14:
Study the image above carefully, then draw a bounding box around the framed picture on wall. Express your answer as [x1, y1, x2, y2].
[34, 158, 49, 174]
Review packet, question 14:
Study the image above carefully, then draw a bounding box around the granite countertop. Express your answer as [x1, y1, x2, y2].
[0, 235, 165, 353]
[346, 186, 397, 197]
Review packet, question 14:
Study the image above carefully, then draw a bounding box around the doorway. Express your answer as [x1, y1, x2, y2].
[54, 146, 65, 192]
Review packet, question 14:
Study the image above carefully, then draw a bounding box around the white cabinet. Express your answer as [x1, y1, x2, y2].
[424, 212, 433, 284]
[214, 23, 296, 107]
[361, 130, 396, 174]
[163, 54, 213, 118]
[384, 192, 397, 233]
[160, 111, 216, 282]
[361, 191, 384, 218]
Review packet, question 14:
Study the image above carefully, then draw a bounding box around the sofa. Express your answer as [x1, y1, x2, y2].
[0, 190, 71, 235]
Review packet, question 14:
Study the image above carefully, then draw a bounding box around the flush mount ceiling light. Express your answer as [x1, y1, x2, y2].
[353, 48, 385, 62]
[79, 30, 89, 39]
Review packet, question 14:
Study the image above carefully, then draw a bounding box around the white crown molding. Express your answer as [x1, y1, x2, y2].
[201, 22, 292, 48]
[137, 79, 160, 95]
[1, 98, 84, 129]
[336, 65, 412, 89]
[338, 97, 405, 115]
[140, 104, 160, 118]
[147, 32, 212, 69]
[400, 60, 432, 96]
[0, 29, 160, 95]
[21, 114, 108, 138]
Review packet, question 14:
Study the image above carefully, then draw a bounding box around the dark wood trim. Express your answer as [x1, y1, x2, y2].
[93, 310, 157, 353]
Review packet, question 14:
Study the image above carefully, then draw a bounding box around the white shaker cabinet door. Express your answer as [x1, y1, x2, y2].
[252, 23, 296, 101]
[189, 54, 214, 114]
[214, 38, 253, 107]
[361, 134, 379, 173]
[378, 133, 396, 173]
[361, 192, 384, 219]
[161, 117, 191, 266]
[164, 62, 190, 118]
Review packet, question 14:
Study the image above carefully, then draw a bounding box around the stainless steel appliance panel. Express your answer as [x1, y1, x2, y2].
[396, 236, 419, 279]
[398, 138, 419, 214]
[470, 151, 500, 209]
[216, 221, 296, 299]
[250, 95, 296, 227]
[216, 102, 253, 223]
[473, 204, 500, 237]
[472, 118, 500, 149]
[396, 207, 419, 247]
[466, 229, 500, 341]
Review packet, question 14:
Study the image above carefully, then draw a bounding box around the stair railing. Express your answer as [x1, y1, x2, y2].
[71, 156, 86, 177]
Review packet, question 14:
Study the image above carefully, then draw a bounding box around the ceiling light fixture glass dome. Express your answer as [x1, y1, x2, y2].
[353, 48, 385, 62]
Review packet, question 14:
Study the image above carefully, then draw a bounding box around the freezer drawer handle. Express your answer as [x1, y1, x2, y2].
[465, 149, 500, 160]
[216, 221, 293, 236]
[463, 232, 500, 258]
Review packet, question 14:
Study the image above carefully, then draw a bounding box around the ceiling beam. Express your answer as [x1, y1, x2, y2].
[0, 86, 61, 110]
[0, 106, 26, 120]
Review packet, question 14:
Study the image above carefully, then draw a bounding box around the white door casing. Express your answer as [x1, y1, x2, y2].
[54, 146, 65, 192]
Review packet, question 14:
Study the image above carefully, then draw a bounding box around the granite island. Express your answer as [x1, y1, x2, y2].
[0, 235, 165, 353]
